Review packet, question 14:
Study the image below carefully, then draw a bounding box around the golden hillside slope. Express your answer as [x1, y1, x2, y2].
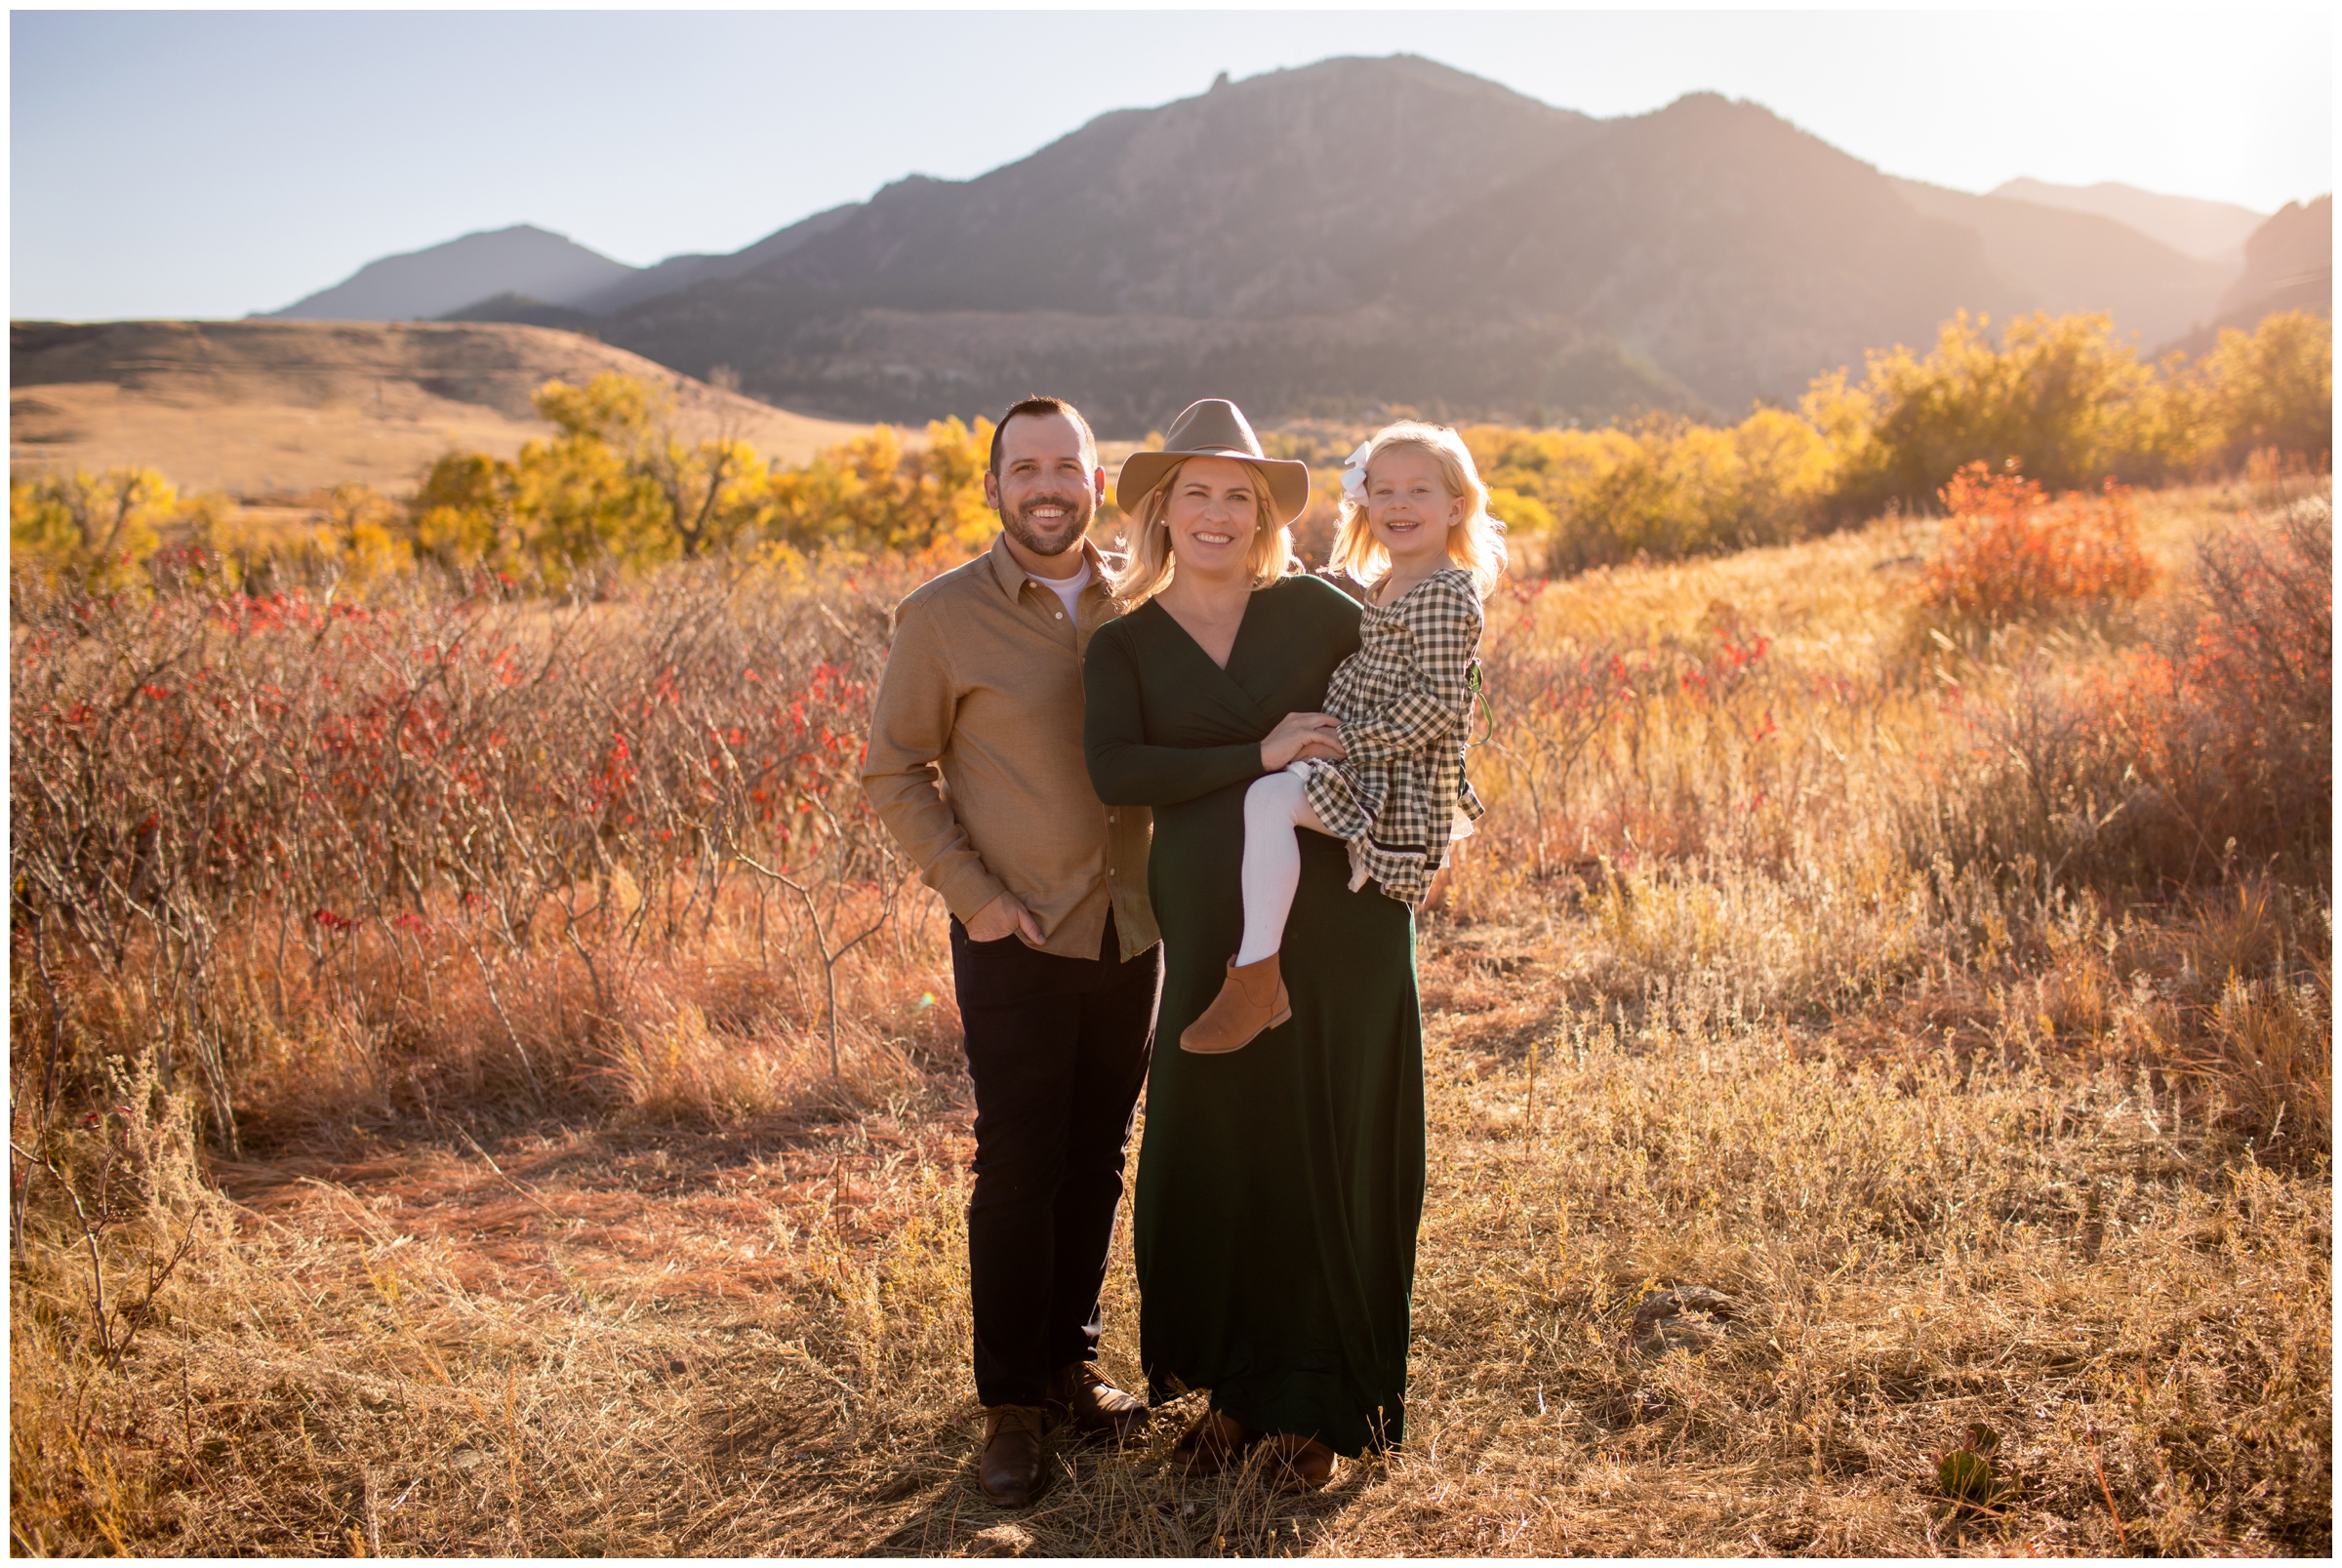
[9, 319, 883, 499]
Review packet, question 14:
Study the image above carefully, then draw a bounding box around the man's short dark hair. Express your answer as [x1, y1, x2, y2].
[989, 396, 1098, 478]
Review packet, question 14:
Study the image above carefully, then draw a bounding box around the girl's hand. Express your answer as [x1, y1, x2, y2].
[1261, 711, 1345, 771]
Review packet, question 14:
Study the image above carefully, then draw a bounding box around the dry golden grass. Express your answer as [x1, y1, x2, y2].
[9, 319, 887, 499]
[11, 483, 2329, 1555]
[11, 944, 2328, 1555]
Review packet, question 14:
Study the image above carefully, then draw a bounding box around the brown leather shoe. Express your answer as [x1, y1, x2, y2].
[1262, 1431, 1339, 1491]
[1169, 1409, 1260, 1476]
[1045, 1362, 1150, 1444]
[1179, 953, 1291, 1054]
[979, 1405, 1045, 1507]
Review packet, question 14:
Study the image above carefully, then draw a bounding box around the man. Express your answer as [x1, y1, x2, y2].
[861, 396, 1160, 1508]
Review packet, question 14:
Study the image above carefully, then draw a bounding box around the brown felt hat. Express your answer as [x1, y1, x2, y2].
[1114, 399, 1312, 525]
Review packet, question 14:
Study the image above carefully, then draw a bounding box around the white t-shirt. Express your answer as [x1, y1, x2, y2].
[1034, 559, 1091, 620]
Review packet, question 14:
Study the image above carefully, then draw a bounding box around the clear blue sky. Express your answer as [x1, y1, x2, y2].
[11, 7, 2333, 321]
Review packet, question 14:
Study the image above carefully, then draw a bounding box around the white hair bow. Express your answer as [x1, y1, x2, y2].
[1340, 440, 1372, 503]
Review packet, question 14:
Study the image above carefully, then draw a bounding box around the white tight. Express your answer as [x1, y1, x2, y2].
[1234, 770, 1332, 967]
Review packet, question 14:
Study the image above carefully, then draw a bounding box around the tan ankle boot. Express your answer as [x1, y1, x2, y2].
[1262, 1431, 1340, 1491]
[1179, 953, 1291, 1054]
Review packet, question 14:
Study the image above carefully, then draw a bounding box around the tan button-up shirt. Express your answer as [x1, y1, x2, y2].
[861, 533, 1158, 961]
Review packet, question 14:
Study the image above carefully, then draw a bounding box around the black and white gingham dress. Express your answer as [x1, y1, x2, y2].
[1297, 565, 1485, 905]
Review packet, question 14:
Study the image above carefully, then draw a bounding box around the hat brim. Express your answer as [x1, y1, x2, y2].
[1114, 448, 1312, 526]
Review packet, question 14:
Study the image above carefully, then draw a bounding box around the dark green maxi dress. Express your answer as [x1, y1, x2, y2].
[1083, 574, 1428, 1456]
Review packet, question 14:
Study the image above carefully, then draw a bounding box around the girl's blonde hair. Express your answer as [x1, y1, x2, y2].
[1108, 456, 1296, 607]
[1329, 422, 1508, 595]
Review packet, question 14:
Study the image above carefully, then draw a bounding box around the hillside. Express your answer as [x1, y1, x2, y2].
[1891, 178, 2237, 347]
[2160, 194, 2334, 358]
[564, 202, 864, 315]
[1990, 178, 2265, 263]
[8, 319, 878, 498]
[1396, 94, 2025, 418]
[2216, 194, 2333, 321]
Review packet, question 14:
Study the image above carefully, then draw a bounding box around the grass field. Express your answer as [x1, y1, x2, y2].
[9, 478, 2330, 1555]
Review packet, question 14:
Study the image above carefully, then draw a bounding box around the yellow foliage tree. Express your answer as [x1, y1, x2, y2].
[317, 482, 409, 586]
[1823, 311, 2164, 515]
[1465, 409, 1836, 575]
[2196, 310, 2333, 468]
[644, 432, 771, 559]
[25, 312, 2309, 597]
[766, 417, 996, 553]
[517, 375, 683, 574]
[412, 452, 522, 576]
[500, 373, 782, 573]
[10, 466, 182, 590]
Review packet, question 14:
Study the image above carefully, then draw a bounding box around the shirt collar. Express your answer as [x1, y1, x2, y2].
[987, 531, 1110, 601]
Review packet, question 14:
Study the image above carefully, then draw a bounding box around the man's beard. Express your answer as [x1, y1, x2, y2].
[1001, 494, 1092, 559]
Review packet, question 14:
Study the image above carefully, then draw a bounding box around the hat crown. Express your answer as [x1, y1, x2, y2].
[1158, 398, 1266, 461]
[1112, 395, 1310, 522]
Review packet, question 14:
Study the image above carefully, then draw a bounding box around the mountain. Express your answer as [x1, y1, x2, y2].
[710, 58, 1599, 318]
[267, 224, 638, 321]
[251, 57, 2267, 432]
[581, 61, 2250, 428]
[1389, 95, 2028, 418]
[1990, 178, 2265, 263]
[588, 63, 2230, 428]
[436, 292, 599, 331]
[2216, 195, 2333, 319]
[1891, 178, 2236, 347]
[2160, 194, 2334, 357]
[581, 57, 1661, 428]
[562, 203, 863, 315]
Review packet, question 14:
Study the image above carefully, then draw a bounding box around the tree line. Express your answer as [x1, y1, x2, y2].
[11, 307, 2329, 592]
[1469, 308, 2330, 573]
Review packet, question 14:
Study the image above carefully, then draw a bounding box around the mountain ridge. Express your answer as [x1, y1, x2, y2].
[1890, 178, 2235, 346]
[2160, 194, 2333, 358]
[1987, 178, 2265, 263]
[266, 224, 637, 322]
[228, 57, 2326, 432]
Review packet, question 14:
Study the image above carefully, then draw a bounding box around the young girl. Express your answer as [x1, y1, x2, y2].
[1181, 421, 1506, 1055]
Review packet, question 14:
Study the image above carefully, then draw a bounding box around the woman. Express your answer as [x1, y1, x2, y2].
[1083, 399, 1427, 1489]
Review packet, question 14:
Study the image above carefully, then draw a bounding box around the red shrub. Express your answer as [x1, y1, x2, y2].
[2086, 496, 2331, 880]
[1919, 462, 2159, 619]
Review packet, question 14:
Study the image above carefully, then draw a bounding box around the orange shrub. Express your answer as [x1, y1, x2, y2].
[2084, 496, 2331, 881]
[1918, 462, 2159, 619]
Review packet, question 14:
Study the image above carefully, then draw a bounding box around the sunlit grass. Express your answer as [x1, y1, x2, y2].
[10, 481, 2328, 1555]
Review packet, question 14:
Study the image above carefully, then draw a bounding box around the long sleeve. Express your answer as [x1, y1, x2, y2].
[859, 595, 1005, 922]
[1084, 624, 1266, 807]
[1339, 575, 1481, 765]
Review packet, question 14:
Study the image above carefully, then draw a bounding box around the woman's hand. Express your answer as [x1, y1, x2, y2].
[1260, 712, 1345, 772]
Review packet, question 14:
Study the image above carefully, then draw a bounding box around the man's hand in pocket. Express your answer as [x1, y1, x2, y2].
[967, 890, 1046, 945]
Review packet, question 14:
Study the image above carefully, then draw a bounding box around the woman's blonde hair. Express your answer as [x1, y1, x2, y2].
[1108, 456, 1295, 606]
[1329, 422, 1508, 595]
